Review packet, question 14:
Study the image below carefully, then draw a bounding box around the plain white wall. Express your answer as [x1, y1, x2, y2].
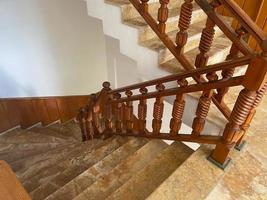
[0, 0, 108, 97]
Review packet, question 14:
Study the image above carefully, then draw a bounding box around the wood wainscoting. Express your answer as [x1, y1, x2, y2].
[218, 0, 267, 51]
[0, 95, 90, 133]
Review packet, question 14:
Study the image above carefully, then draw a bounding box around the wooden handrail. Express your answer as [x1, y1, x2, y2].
[109, 56, 251, 94]
[218, 0, 267, 51]
[111, 76, 244, 103]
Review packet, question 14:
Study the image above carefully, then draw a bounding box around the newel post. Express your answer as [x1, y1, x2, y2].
[209, 56, 267, 169]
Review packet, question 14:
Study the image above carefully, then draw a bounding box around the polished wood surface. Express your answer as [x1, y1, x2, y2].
[0, 160, 31, 200]
[0, 95, 90, 133]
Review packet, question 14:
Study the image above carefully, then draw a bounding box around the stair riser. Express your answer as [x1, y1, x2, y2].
[159, 26, 225, 65]
[121, 0, 183, 21]
[139, 9, 206, 42]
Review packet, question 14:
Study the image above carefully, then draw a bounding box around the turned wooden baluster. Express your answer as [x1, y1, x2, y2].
[158, 0, 170, 33]
[235, 82, 267, 148]
[175, 0, 193, 53]
[195, 17, 216, 68]
[192, 72, 218, 136]
[141, 0, 149, 12]
[211, 89, 257, 166]
[77, 107, 89, 141]
[125, 90, 134, 132]
[152, 84, 165, 134]
[103, 98, 113, 138]
[170, 79, 188, 136]
[195, 1, 220, 68]
[138, 87, 148, 133]
[114, 93, 123, 133]
[216, 28, 246, 103]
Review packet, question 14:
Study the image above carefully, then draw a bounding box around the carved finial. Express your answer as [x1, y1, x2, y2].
[177, 78, 188, 87]
[125, 90, 133, 97]
[206, 72, 218, 82]
[113, 93, 121, 100]
[139, 87, 148, 94]
[102, 81, 111, 90]
[156, 83, 165, 91]
[236, 27, 246, 39]
[210, 0, 221, 8]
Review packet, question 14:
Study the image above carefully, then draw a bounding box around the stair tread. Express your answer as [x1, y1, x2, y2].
[47, 120, 81, 141]
[0, 142, 68, 164]
[0, 128, 68, 144]
[141, 19, 206, 51]
[105, 0, 131, 6]
[161, 36, 232, 73]
[28, 136, 129, 200]
[15, 138, 103, 182]
[45, 137, 148, 200]
[124, 6, 186, 27]
[106, 141, 194, 200]
[30, 124, 77, 142]
[73, 139, 168, 200]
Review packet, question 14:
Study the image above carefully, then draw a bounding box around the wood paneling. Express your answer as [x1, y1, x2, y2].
[248, 0, 267, 51]
[0, 95, 90, 133]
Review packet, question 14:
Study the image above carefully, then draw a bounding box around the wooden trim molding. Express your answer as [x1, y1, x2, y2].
[0, 95, 90, 133]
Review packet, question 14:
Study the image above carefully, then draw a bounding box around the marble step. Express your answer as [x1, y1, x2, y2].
[142, 19, 228, 66]
[161, 36, 232, 73]
[120, 0, 182, 21]
[46, 121, 81, 141]
[15, 138, 103, 182]
[106, 141, 194, 200]
[45, 137, 148, 200]
[139, 6, 206, 42]
[73, 139, 168, 200]
[30, 125, 77, 142]
[0, 142, 67, 164]
[0, 128, 68, 144]
[28, 136, 129, 200]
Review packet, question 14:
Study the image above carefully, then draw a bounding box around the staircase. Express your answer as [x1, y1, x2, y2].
[0, 0, 267, 199]
[0, 120, 193, 200]
[104, 0, 232, 74]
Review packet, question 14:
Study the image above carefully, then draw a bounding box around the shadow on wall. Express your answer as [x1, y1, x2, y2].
[0, 68, 36, 98]
[105, 35, 139, 89]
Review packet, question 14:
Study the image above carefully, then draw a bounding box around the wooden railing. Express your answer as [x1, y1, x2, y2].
[77, 0, 267, 169]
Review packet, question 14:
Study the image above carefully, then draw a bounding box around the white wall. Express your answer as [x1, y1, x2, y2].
[0, 0, 107, 98]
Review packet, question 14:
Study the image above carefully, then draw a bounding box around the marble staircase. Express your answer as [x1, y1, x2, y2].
[0, 120, 194, 200]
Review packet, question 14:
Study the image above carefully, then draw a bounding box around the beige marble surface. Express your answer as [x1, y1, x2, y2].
[206, 90, 267, 200]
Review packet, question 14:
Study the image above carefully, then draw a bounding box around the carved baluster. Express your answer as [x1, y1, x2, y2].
[125, 90, 134, 132]
[141, 0, 149, 12]
[210, 89, 256, 167]
[138, 87, 148, 133]
[103, 99, 113, 138]
[114, 93, 123, 133]
[175, 0, 193, 53]
[235, 82, 267, 149]
[192, 72, 218, 136]
[216, 28, 246, 102]
[195, 18, 216, 68]
[158, 0, 170, 33]
[170, 79, 188, 136]
[152, 84, 165, 134]
[77, 107, 89, 141]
